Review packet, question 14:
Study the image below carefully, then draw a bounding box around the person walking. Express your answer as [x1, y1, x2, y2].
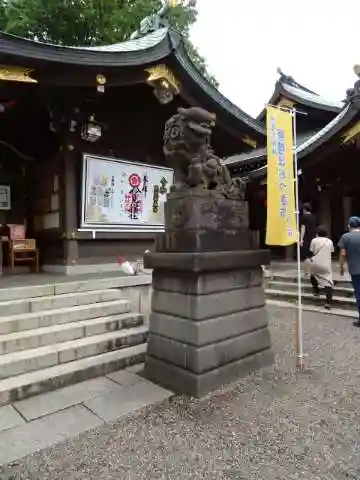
[300, 203, 317, 262]
[338, 216, 360, 327]
[307, 226, 334, 309]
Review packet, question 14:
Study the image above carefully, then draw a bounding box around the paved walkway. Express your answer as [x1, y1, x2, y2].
[0, 364, 171, 466]
[1, 305, 360, 479]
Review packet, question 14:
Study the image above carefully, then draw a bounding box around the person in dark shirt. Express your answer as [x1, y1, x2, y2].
[338, 216, 360, 327]
[300, 203, 317, 261]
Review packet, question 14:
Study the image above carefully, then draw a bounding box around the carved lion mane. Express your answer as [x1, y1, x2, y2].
[163, 107, 245, 200]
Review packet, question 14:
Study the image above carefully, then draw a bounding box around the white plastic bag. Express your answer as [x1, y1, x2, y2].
[117, 257, 135, 276]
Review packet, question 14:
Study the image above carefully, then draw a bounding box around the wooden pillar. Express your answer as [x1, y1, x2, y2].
[60, 149, 79, 266]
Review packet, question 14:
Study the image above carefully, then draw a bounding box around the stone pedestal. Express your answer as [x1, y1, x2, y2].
[144, 193, 273, 397]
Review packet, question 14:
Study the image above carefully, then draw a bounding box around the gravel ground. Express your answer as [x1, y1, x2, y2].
[2, 305, 360, 480]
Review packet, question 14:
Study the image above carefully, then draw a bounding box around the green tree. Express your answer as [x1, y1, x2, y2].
[1, 0, 218, 86]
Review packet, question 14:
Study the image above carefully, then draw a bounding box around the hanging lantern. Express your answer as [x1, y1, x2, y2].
[81, 115, 103, 142]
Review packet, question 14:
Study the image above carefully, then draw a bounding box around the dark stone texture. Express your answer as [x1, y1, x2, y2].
[149, 308, 269, 346]
[147, 328, 271, 374]
[152, 268, 263, 295]
[164, 193, 248, 231]
[145, 107, 273, 397]
[145, 348, 274, 397]
[151, 287, 265, 321]
[144, 250, 270, 272]
[162, 107, 246, 201]
[154, 228, 253, 253]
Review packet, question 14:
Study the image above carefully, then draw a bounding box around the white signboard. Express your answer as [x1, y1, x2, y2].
[81, 154, 174, 231]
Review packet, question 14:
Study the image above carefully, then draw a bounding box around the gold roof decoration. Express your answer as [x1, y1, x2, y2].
[277, 97, 295, 109]
[146, 64, 180, 94]
[0, 65, 37, 83]
[242, 136, 257, 149]
[341, 120, 360, 144]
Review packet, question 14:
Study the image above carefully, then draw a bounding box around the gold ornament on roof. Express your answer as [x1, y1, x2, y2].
[242, 136, 257, 148]
[277, 97, 295, 109]
[341, 120, 360, 144]
[146, 64, 180, 104]
[0, 65, 37, 83]
[146, 64, 180, 93]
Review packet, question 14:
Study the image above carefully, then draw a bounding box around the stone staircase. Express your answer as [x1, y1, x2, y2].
[266, 273, 357, 315]
[0, 279, 148, 405]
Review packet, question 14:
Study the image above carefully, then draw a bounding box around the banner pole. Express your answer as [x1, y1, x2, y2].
[292, 108, 305, 371]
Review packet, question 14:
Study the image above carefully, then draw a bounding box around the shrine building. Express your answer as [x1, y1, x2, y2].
[0, 18, 266, 275]
[226, 69, 360, 259]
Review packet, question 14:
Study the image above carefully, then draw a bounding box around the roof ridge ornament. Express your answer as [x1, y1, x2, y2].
[277, 67, 316, 95]
[130, 0, 180, 40]
[345, 65, 360, 107]
[277, 67, 299, 88]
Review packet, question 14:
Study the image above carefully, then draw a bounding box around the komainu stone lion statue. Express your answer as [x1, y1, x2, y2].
[163, 107, 246, 200]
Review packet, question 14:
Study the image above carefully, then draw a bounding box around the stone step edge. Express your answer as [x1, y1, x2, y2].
[0, 325, 149, 367]
[0, 299, 131, 323]
[0, 343, 147, 406]
[0, 313, 144, 353]
[0, 288, 123, 308]
[270, 275, 351, 285]
[266, 299, 358, 318]
[0, 274, 152, 301]
[269, 280, 353, 293]
[266, 289, 356, 304]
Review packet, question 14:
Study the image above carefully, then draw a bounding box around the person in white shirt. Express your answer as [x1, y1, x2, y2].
[307, 226, 334, 309]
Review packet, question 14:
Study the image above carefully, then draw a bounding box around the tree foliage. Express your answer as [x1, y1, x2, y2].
[0, 0, 218, 86]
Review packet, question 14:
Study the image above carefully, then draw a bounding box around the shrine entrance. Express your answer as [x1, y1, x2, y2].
[0, 83, 60, 276]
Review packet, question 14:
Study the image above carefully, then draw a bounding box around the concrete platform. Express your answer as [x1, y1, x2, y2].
[0, 365, 172, 466]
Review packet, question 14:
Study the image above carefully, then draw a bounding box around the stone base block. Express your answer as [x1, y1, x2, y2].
[152, 268, 263, 295]
[147, 327, 271, 374]
[151, 287, 264, 320]
[155, 229, 253, 253]
[144, 249, 270, 272]
[149, 307, 269, 346]
[164, 194, 248, 231]
[145, 348, 274, 397]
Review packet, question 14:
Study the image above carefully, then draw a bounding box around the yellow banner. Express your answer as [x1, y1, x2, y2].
[265, 106, 297, 246]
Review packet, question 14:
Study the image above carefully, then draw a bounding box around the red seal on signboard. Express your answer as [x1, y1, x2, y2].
[128, 173, 141, 188]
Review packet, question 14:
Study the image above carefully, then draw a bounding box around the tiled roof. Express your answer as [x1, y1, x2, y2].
[225, 130, 319, 168]
[282, 82, 344, 111]
[245, 104, 353, 179]
[70, 28, 168, 52]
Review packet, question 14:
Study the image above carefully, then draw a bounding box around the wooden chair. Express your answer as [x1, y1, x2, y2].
[9, 238, 39, 273]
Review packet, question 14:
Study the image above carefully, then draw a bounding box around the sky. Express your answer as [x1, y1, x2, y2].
[190, 0, 360, 117]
